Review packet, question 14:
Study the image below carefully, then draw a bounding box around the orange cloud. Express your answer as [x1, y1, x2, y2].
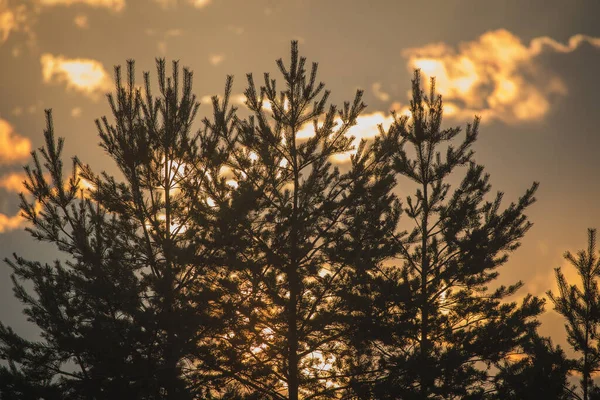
[38, 0, 125, 12]
[0, 119, 31, 165]
[0, 212, 24, 233]
[0, 3, 16, 43]
[0, 1, 36, 46]
[40, 54, 112, 99]
[402, 30, 600, 124]
[0, 172, 26, 193]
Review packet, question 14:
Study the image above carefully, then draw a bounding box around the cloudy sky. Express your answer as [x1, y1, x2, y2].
[1, 0, 600, 358]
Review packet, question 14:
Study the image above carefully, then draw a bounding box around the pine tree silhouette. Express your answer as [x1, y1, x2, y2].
[0, 60, 239, 399]
[201, 40, 400, 399]
[345, 71, 545, 399]
[0, 42, 553, 400]
[493, 333, 574, 399]
[548, 228, 600, 400]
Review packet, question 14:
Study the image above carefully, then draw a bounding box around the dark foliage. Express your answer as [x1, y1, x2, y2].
[345, 71, 545, 399]
[549, 228, 600, 400]
[0, 59, 236, 399]
[0, 42, 561, 400]
[493, 333, 574, 399]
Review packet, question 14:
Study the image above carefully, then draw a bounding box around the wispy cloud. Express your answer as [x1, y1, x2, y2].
[0, 2, 17, 43]
[529, 34, 600, 54]
[0, 1, 36, 46]
[402, 29, 600, 124]
[71, 107, 83, 117]
[209, 53, 225, 66]
[371, 82, 390, 102]
[0, 119, 31, 165]
[40, 54, 112, 99]
[38, 0, 125, 12]
[73, 14, 89, 28]
[147, 28, 183, 54]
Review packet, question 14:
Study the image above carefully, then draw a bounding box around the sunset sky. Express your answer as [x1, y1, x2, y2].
[1, 0, 600, 359]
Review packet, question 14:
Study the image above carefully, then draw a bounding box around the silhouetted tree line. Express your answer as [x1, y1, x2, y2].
[0, 42, 597, 399]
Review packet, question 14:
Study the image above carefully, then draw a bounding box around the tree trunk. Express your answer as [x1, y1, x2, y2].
[287, 138, 300, 400]
[420, 161, 431, 400]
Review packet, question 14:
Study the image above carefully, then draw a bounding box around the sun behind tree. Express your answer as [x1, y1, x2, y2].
[0, 41, 559, 400]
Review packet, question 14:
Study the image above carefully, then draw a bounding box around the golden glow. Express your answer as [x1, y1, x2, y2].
[205, 197, 216, 207]
[209, 54, 225, 66]
[442, 102, 458, 117]
[73, 14, 89, 29]
[303, 350, 334, 373]
[188, 0, 211, 8]
[296, 111, 399, 163]
[261, 100, 273, 112]
[402, 29, 577, 124]
[75, 174, 94, 192]
[0, 172, 26, 193]
[0, 1, 34, 47]
[414, 58, 447, 79]
[226, 179, 238, 189]
[492, 79, 518, 104]
[0, 119, 31, 165]
[439, 290, 449, 315]
[39, 0, 125, 12]
[505, 352, 527, 362]
[0, 212, 24, 233]
[155, 213, 187, 235]
[40, 54, 112, 99]
[250, 327, 274, 355]
[0, 4, 15, 43]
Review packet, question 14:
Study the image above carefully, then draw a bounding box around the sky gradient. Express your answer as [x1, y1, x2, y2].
[1, 0, 600, 361]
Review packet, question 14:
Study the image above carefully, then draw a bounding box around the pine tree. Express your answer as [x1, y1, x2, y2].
[548, 228, 600, 400]
[0, 41, 554, 400]
[199, 41, 399, 399]
[492, 333, 574, 399]
[346, 71, 544, 399]
[0, 59, 237, 399]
